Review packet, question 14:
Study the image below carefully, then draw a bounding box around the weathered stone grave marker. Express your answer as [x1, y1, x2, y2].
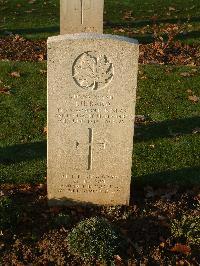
[47, 33, 139, 205]
[60, 0, 104, 34]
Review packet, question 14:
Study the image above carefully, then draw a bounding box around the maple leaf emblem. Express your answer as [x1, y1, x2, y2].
[72, 51, 114, 90]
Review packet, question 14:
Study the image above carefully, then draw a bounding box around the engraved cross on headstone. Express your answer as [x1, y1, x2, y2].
[74, 0, 91, 25]
[75, 128, 106, 170]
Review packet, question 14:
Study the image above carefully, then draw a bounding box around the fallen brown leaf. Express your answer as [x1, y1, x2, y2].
[38, 54, 44, 61]
[10, 71, 20, 78]
[0, 87, 11, 95]
[43, 127, 47, 134]
[114, 255, 122, 261]
[140, 75, 148, 80]
[123, 10, 134, 20]
[135, 115, 147, 123]
[186, 89, 193, 94]
[169, 6, 176, 11]
[14, 34, 24, 41]
[180, 72, 191, 77]
[188, 95, 199, 103]
[160, 242, 165, 248]
[149, 144, 155, 149]
[176, 260, 186, 266]
[171, 243, 191, 255]
[191, 68, 198, 72]
[117, 28, 125, 33]
[192, 128, 200, 134]
[39, 69, 47, 74]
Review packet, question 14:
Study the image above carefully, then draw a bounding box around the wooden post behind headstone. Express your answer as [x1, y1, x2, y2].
[60, 0, 104, 34]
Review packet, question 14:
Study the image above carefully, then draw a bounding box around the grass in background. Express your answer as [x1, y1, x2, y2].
[0, 0, 200, 44]
[0, 0, 59, 39]
[0, 61, 199, 186]
[0, 61, 47, 183]
[134, 65, 200, 187]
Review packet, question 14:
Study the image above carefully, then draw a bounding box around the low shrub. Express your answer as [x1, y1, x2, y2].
[67, 216, 126, 264]
[54, 213, 72, 227]
[171, 214, 200, 247]
[0, 196, 21, 231]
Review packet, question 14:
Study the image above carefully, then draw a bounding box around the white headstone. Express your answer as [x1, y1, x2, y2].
[60, 0, 104, 34]
[47, 33, 139, 206]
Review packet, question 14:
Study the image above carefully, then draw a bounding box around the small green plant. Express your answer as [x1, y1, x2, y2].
[0, 196, 21, 231]
[54, 213, 72, 227]
[67, 216, 126, 264]
[171, 214, 200, 247]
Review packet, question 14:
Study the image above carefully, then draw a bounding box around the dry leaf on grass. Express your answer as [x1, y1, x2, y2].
[43, 127, 47, 134]
[0, 87, 11, 95]
[135, 115, 147, 123]
[160, 242, 165, 248]
[169, 7, 176, 11]
[10, 71, 20, 78]
[39, 69, 47, 74]
[114, 255, 123, 265]
[180, 72, 191, 77]
[186, 89, 193, 94]
[149, 144, 155, 149]
[192, 128, 200, 134]
[188, 95, 199, 103]
[38, 54, 44, 61]
[123, 10, 134, 20]
[117, 28, 125, 33]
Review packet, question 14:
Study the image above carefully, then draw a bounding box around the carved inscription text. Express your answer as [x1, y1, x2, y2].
[57, 94, 132, 125]
[58, 174, 121, 194]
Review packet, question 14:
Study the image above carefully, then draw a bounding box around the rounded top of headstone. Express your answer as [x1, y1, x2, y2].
[47, 33, 139, 45]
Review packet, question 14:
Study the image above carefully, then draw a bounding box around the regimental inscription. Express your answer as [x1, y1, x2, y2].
[58, 174, 121, 194]
[72, 51, 114, 90]
[57, 94, 132, 125]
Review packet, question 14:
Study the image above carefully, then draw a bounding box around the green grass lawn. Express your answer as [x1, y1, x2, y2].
[0, 61, 47, 183]
[0, 0, 200, 44]
[0, 61, 199, 187]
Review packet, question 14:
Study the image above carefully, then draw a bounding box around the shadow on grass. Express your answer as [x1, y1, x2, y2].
[176, 30, 200, 41]
[0, 26, 59, 36]
[1, 15, 199, 38]
[134, 30, 200, 44]
[132, 167, 200, 191]
[0, 117, 199, 186]
[134, 116, 200, 143]
[105, 16, 200, 29]
[0, 141, 46, 165]
[105, 16, 200, 44]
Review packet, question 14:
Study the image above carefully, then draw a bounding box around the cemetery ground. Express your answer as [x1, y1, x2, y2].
[0, 0, 200, 265]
